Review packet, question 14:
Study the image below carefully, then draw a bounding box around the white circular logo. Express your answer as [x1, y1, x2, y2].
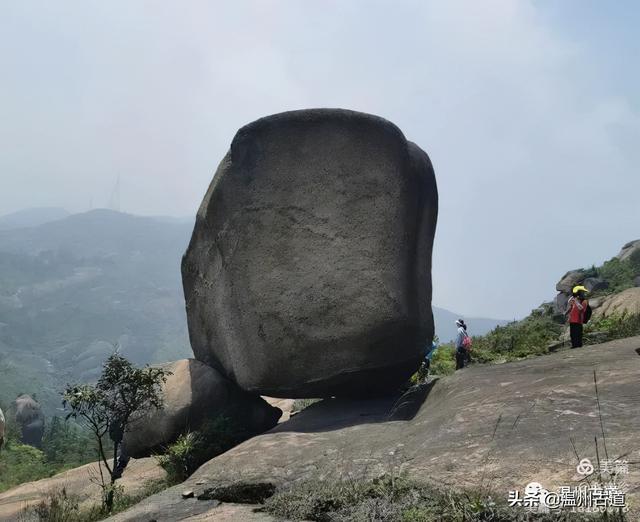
[576, 458, 594, 476]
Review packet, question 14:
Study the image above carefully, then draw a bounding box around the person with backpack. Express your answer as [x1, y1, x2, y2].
[454, 319, 471, 369]
[566, 285, 591, 348]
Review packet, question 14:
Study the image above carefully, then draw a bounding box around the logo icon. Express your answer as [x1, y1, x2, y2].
[576, 458, 594, 476]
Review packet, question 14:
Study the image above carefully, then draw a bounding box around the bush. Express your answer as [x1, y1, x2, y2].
[428, 345, 456, 376]
[23, 479, 168, 522]
[26, 488, 80, 522]
[0, 442, 53, 492]
[156, 432, 200, 483]
[596, 258, 636, 295]
[157, 416, 244, 483]
[586, 313, 640, 342]
[470, 316, 563, 363]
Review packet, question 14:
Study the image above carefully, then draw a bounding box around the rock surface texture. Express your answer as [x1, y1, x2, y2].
[124, 359, 282, 458]
[106, 337, 640, 521]
[594, 287, 640, 319]
[182, 109, 438, 397]
[555, 269, 585, 293]
[617, 239, 640, 262]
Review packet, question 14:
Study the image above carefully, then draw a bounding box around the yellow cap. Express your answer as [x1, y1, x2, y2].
[572, 285, 589, 294]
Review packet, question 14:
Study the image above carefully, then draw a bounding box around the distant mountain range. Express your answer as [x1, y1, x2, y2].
[0, 208, 193, 414]
[0, 207, 507, 413]
[0, 207, 70, 230]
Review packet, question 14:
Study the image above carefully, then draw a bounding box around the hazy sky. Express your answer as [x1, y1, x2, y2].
[1, 1, 639, 319]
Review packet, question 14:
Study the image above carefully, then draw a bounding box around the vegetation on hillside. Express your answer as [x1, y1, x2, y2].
[0, 414, 101, 493]
[592, 249, 640, 296]
[0, 211, 193, 417]
[423, 252, 640, 378]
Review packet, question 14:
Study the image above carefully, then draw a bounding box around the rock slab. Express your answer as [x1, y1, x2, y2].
[108, 337, 640, 520]
[182, 109, 438, 397]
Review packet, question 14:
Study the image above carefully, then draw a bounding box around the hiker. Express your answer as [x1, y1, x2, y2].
[0, 406, 5, 451]
[423, 340, 438, 374]
[455, 319, 470, 370]
[566, 285, 590, 348]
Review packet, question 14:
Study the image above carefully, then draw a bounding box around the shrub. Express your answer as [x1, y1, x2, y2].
[596, 258, 635, 295]
[263, 475, 626, 521]
[27, 488, 79, 522]
[156, 432, 200, 483]
[0, 442, 51, 492]
[428, 345, 456, 376]
[470, 316, 563, 363]
[586, 313, 640, 342]
[23, 479, 168, 522]
[157, 416, 244, 483]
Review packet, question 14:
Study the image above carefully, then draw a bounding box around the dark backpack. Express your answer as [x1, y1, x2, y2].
[583, 304, 593, 324]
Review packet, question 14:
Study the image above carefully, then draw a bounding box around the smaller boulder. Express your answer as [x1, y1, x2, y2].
[617, 240, 640, 262]
[594, 287, 640, 319]
[14, 395, 44, 448]
[554, 292, 569, 314]
[556, 270, 585, 293]
[583, 277, 609, 293]
[123, 359, 282, 458]
[634, 276, 640, 288]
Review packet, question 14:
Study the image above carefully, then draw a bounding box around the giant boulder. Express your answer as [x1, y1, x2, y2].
[14, 394, 44, 448]
[182, 109, 438, 397]
[123, 359, 282, 458]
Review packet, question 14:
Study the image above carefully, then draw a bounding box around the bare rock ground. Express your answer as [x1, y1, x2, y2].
[108, 336, 640, 520]
[5, 337, 639, 521]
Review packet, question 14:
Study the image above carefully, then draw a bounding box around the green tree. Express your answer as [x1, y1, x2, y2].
[62, 352, 169, 513]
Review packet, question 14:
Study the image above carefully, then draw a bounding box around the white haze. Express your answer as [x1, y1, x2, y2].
[1, 1, 639, 318]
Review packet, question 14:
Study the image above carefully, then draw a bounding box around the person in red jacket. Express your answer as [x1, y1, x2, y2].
[566, 285, 589, 348]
